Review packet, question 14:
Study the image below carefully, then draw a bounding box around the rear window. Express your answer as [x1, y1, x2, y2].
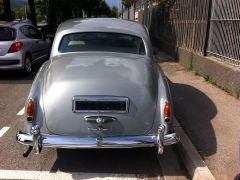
[59, 32, 146, 55]
[0, 27, 15, 41]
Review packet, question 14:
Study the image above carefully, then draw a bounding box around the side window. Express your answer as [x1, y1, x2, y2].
[139, 41, 146, 55]
[20, 26, 30, 38]
[20, 25, 42, 39]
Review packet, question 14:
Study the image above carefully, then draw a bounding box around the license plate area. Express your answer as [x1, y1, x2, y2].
[73, 96, 129, 113]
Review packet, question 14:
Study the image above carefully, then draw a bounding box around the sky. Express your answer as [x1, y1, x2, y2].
[10, 0, 27, 8]
[106, 0, 121, 8]
[10, 0, 121, 9]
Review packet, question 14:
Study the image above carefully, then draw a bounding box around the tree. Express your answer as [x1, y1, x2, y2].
[111, 6, 118, 18]
[0, 1, 4, 15]
[80, 0, 110, 17]
[157, 0, 175, 8]
[47, 0, 57, 25]
[61, 0, 72, 21]
[3, 0, 12, 21]
[43, 0, 112, 25]
[35, 0, 48, 23]
[93, 0, 111, 17]
[12, 6, 31, 20]
[28, 0, 37, 26]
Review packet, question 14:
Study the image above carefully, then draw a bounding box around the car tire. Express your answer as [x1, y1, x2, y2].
[47, 48, 51, 60]
[23, 56, 32, 75]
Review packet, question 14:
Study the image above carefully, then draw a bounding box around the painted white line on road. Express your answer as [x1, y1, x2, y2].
[17, 107, 25, 116]
[0, 127, 10, 138]
[0, 170, 141, 180]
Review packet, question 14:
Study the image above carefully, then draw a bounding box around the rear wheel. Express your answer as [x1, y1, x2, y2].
[23, 56, 32, 75]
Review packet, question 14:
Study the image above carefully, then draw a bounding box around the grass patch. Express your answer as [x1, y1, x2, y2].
[188, 52, 193, 70]
[203, 74, 235, 96]
[204, 75, 216, 85]
[193, 70, 200, 76]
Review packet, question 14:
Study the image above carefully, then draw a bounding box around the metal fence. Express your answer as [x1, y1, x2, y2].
[132, 0, 240, 67]
[207, 0, 240, 67]
[170, 0, 210, 55]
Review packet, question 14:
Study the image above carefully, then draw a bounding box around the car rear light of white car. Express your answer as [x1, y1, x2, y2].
[7, 41, 23, 53]
[26, 99, 34, 121]
[164, 101, 171, 122]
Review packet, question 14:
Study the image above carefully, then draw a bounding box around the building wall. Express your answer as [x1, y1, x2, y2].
[122, 5, 135, 21]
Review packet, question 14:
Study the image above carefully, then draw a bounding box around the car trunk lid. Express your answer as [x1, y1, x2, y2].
[43, 53, 158, 137]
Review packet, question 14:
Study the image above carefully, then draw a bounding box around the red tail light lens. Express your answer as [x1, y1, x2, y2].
[8, 41, 23, 53]
[164, 102, 171, 120]
[26, 99, 34, 121]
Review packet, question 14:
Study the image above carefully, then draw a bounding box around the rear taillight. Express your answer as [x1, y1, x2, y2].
[8, 41, 23, 53]
[26, 99, 34, 121]
[164, 102, 171, 122]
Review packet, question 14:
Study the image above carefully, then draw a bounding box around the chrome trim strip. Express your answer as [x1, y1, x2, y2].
[16, 131, 179, 149]
[31, 125, 41, 154]
[72, 95, 129, 113]
[156, 125, 165, 154]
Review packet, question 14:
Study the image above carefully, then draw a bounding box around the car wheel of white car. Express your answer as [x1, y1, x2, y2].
[24, 56, 32, 75]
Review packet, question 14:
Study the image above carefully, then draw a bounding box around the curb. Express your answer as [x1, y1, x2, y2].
[174, 119, 215, 180]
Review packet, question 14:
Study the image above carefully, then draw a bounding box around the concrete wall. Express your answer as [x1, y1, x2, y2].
[123, 6, 135, 20]
[178, 47, 240, 98]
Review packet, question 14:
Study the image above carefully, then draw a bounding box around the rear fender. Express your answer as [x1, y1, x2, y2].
[148, 65, 173, 135]
[24, 60, 50, 133]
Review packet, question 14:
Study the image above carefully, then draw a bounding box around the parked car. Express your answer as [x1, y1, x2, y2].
[16, 18, 179, 155]
[0, 21, 51, 74]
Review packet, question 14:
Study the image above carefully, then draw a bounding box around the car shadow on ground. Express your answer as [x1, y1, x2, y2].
[168, 80, 217, 158]
[50, 148, 162, 178]
[0, 61, 46, 84]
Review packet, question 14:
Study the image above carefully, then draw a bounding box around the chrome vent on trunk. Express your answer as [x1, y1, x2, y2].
[73, 96, 129, 113]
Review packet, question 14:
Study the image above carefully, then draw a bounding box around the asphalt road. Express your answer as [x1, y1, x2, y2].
[0, 62, 188, 180]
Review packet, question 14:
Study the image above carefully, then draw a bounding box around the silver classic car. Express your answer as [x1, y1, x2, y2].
[16, 18, 179, 155]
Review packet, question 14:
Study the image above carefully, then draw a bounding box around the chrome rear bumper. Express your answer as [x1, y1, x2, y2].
[16, 125, 179, 154]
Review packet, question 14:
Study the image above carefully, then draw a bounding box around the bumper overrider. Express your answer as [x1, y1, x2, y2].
[16, 125, 180, 154]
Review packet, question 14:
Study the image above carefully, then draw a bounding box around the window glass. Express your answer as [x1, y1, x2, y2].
[0, 27, 15, 41]
[20, 25, 42, 39]
[59, 32, 146, 55]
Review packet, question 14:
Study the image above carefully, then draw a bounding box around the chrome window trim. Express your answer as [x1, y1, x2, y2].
[58, 32, 146, 55]
[72, 95, 129, 113]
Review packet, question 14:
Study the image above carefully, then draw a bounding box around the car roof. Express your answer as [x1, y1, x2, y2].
[0, 20, 32, 28]
[0, 21, 14, 27]
[51, 18, 153, 58]
[57, 18, 148, 38]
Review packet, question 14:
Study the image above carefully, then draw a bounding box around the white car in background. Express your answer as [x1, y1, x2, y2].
[0, 21, 51, 74]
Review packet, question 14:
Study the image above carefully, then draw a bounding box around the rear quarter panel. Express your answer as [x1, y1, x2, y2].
[24, 60, 50, 133]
